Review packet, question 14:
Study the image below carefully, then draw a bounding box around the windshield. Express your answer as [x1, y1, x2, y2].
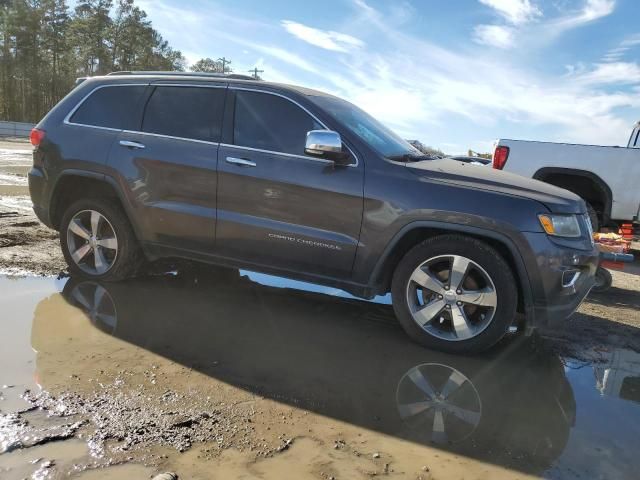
[309, 95, 420, 158]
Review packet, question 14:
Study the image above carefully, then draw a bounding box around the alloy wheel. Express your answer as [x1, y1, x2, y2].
[66, 210, 118, 275]
[406, 254, 497, 341]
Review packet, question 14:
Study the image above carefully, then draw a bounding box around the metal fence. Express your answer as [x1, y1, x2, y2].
[0, 121, 34, 138]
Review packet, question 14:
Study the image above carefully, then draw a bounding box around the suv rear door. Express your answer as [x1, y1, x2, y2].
[109, 83, 226, 253]
[216, 88, 364, 279]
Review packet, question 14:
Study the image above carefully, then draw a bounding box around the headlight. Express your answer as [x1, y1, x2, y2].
[538, 214, 581, 238]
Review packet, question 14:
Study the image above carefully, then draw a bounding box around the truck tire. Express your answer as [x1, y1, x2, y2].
[60, 198, 144, 281]
[391, 235, 518, 354]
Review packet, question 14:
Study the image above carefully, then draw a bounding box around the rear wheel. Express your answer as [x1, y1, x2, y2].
[391, 235, 518, 354]
[60, 198, 143, 281]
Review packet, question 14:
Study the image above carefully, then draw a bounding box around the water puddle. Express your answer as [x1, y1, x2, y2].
[1, 271, 639, 479]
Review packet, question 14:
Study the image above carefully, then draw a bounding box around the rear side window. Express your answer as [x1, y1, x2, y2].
[142, 86, 225, 142]
[233, 90, 321, 155]
[70, 85, 146, 130]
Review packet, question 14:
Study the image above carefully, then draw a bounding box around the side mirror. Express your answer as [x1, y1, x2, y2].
[305, 130, 350, 164]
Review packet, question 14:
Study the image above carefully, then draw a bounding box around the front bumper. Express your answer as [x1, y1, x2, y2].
[523, 232, 598, 327]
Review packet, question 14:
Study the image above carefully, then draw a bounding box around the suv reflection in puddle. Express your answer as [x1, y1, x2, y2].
[30, 270, 580, 472]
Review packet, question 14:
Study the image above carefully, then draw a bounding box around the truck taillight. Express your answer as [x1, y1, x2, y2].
[493, 145, 509, 170]
[30, 128, 45, 147]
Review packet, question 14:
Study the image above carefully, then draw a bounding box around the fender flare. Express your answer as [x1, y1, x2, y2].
[368, 220, 535, 325]
[533, 167, 612, 221]
[49, 169, 140, 238]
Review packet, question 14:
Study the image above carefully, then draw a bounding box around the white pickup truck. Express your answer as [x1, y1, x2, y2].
[493, 122, 640, 231]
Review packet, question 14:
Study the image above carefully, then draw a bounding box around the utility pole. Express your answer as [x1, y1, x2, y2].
[217, 57, 232, 73]
[247, 67, 264, 79]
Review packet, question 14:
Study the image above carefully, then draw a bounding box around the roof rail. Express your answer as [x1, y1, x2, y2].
[107, 71, 258, 81]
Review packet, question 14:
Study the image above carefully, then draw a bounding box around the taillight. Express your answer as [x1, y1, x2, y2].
[30, 128, 45, 147]
[493, 145, 509, 170]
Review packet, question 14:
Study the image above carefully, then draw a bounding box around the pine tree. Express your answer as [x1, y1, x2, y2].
[0, 0, 186, 122]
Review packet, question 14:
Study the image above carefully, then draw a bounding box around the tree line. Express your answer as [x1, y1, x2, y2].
[0, 0, 186, 123]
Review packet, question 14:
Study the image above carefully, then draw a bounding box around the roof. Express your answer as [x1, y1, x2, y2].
[95, 71, 334, 98]
[107, 70, 258, 81]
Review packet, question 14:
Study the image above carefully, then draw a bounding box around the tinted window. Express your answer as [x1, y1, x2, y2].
[70, 85, 146, 129]
[142, 86, 225, 142]
[233, 91, 321, 155]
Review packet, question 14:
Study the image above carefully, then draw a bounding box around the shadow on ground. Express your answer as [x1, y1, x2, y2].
[24, 269, 580, 476]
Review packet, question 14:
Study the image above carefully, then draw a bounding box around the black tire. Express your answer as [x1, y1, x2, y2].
[586, 203, 599, 232]
[60, 198, 144, 281]
[391, 235, 518, 354]
[592, 267, 612, 293]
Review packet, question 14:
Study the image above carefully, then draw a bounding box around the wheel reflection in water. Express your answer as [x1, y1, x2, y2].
[396, 363, 481, 444]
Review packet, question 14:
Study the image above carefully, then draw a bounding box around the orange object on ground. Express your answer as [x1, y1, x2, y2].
[619, 223, 634, 240]
[600, 260, 626, 270]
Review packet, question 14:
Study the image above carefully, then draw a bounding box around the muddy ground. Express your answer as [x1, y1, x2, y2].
[1, 141, 640, 479]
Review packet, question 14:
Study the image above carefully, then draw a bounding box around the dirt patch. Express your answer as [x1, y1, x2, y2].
[540, 266, 640, 359]
[0, 198, 66, 276]
[20, 385, 267, 457]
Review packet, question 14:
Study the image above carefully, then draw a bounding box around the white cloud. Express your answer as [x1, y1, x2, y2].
[478, 0, 542, 25]
[341, 0, 638, 146]
[546, 0, 615, 33]
[249, 44, 320, 73]
[602, 33, 640, 62]
[211, 31, 321, 74]
[473, 1, 540, 49]
[473, 24, 515, 48]
[621, 33, 640, 47]
[572, 62, 640, 86]
[474, 0, 616, 51]
[579, 0, 616, 21]
[281, 20, 364, 52]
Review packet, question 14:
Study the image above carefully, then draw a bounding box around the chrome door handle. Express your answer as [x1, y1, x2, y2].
[226, 156, 256, 167]
[119, 140, 145, 149]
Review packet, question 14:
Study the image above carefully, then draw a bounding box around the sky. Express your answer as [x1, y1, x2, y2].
[135, 0, 640, 154]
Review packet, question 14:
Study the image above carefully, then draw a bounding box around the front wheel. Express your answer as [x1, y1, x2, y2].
[391, 235, 518, 354]
[60, 198, 143, 281]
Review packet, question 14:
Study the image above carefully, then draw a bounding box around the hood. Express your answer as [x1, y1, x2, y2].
[406, 159, 584, 214]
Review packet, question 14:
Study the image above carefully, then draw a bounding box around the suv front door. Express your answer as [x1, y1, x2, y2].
[216, 88, 364, 279]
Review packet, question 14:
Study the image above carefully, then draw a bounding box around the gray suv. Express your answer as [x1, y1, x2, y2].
[28, 72, 598, 353]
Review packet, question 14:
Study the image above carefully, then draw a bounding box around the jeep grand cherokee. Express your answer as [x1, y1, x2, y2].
[28, 72, 598, 353]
